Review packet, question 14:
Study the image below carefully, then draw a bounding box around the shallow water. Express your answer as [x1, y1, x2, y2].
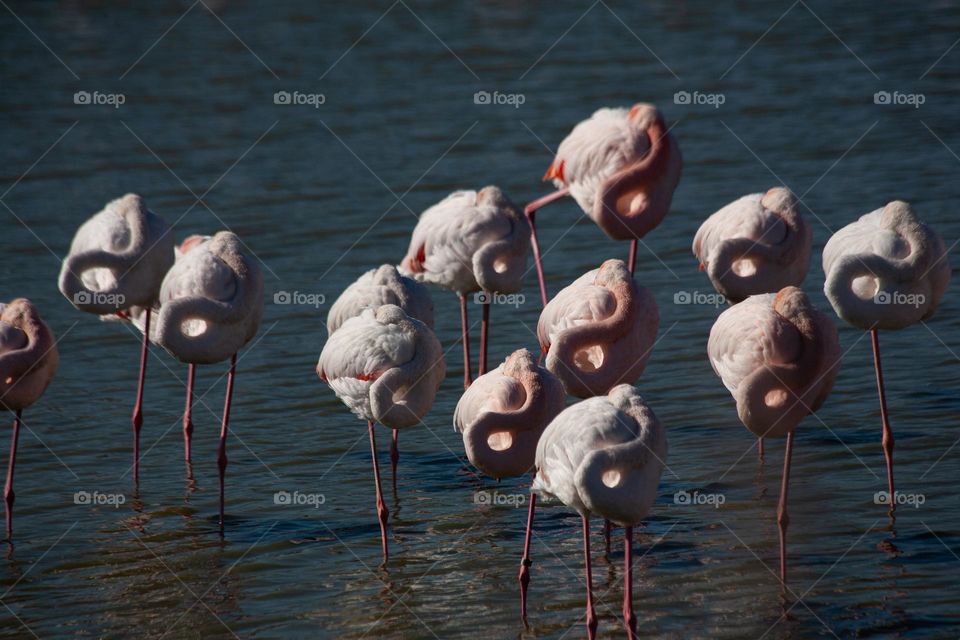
[1, 1, 960, 638]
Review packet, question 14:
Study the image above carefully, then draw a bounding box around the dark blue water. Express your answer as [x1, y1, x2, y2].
[2, 1, 960, 638]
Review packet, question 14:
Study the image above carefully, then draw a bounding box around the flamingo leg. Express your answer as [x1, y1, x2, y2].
[390, 429, 399, 496]
[778, 432, 794, 585]
[582, 513, 598, 640]
[131, 310, 150, 486]
[627, 239, 638, 274]
[604, 519, 612, 553]
[368, 420, 389, 563]
[524, 187, 570, 308]
[871, 328, 896, 512]
[459, 294, 472, 389]
[479, 301, 490, 376]
[4, 410, 21, 541]
[758, 437, 764, 460]
[217, 354, 236, 534]
[519, 492, 536, 622]
[183, 364, 196, 463]
[623, 525, 637, 640]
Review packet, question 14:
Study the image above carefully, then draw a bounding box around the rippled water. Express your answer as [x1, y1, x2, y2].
[2, 1, 960, 638]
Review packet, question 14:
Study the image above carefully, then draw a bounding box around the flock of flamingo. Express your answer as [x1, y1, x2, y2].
[0, 101, 950, 638]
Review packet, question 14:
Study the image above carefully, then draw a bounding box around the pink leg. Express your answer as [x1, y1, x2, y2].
[459, 294, 472, 389]
[183, 364, 196, 463]
[390, 429, 399, 496]
[623, 525, 637, 640]
[871, 329, 896, 512]
[582, 513, 598, 640]
[368, 420, 389, 563]
[758, 437, 764, 460]
[524, 188, 570, 308]
[131, 311, 150, 486]
[628, 239, 638, 274]
[217, 354, 236, 534]
[479, 301, 490, 376]
[519, 493, 536, 622]
[778, 432, 794, 585]
[4, 410, 22, 541]
[604, 519, 612, 553]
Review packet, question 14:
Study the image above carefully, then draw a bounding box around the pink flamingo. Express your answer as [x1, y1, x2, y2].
[822, 201, 949, 513]
[694, 187, 812, 457]
[317, 305, 445, 563]
[525, 103, 682, 304]
[154, 232, 263, 533]
[400, 186, 530, 388]
[59, 193, 174, 486]
[0, 299, 59, 541]
[708, 287, 840, 584]
[453, 348, 565, 621]
[327, 264, 434, 492]
[532, 384, 667, 640]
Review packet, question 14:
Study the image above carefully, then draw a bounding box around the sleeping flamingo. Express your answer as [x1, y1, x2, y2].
[531, 384, 667, 640]
[59, 193, 174, 485]
[317, 304, 445, 563]
[400, 186, 529, 388]
[453, 348, 565, 621]
[525, 103, 682, 305]
[154, 232, 264, 533]
[0, 299, 58, 541]
[694, 187, 812, 456]
[327, 264, 434, 492]
[708, 286, 840, 584]
[822, 201, 949, 513]
[538, 259, 659, 398]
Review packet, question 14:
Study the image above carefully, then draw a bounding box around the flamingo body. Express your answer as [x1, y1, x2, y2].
[327, 264, 434, 334]
[0, 300, 58, 412]
[454, 348, 565, 479]
[822, 201, 949, 331]
[538, 259, 658, 398]
[693, 188, 811, 302]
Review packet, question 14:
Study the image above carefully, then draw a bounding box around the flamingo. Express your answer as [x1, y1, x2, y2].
[154, 232, 264, 533]
[707, 286, 840, 584]
[822, 201, 949, 513]
[531, 384, 667, 640]
[452, 348, 566, 621]
[58, 193, 174, 486]
[327, 264, 435, 492]
[693, 187, 812, 457]
[0, 299, 59, 541]
[400, 186, 529, 388]
[317, 304, 445, 563]
[525, 103, 682, 305]
[538, 259, 659, 398]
